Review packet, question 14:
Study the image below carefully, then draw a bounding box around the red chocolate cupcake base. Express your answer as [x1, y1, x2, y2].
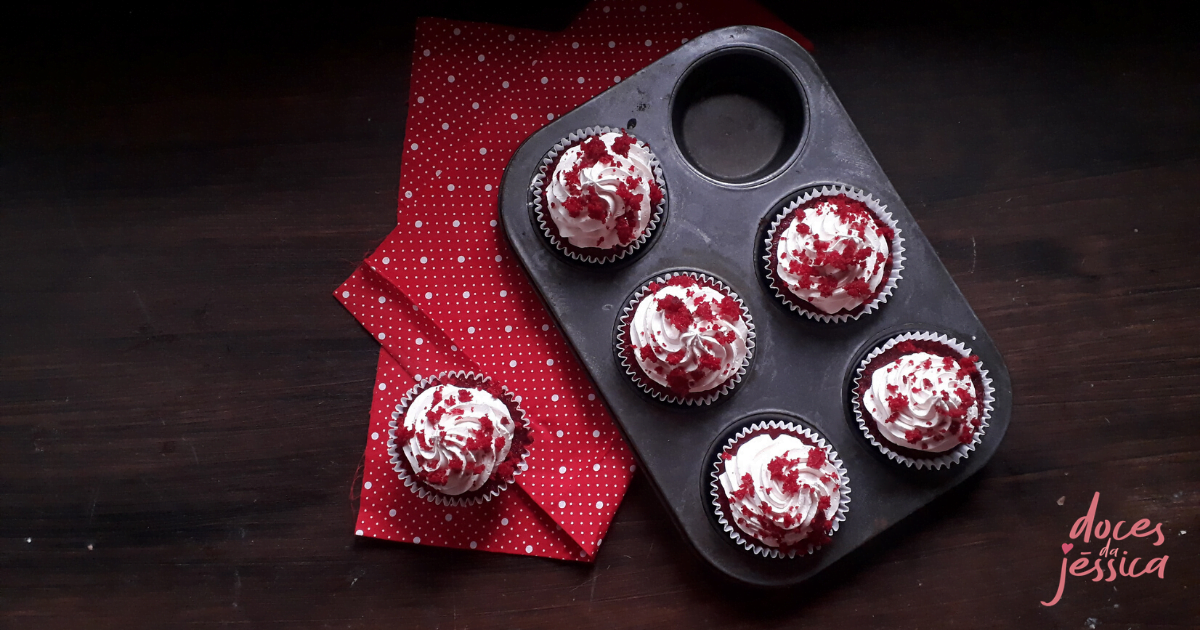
[851, 332, 995, 470]
[387, 371, 534, 506]
[615, 271, 755, 406]
[709, 420, 851, 559]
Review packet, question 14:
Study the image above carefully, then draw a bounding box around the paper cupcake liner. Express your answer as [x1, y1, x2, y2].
[530, 126, 667, 264]
[709, 420, 852, 558]
[615, 271, 755, 406]
[851, 331, 995, 470]
[387, 371, 532, 506]
[763, 184, 905, 323]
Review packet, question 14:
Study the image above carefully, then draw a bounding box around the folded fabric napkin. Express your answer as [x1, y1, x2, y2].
[337, 0, 809, 562]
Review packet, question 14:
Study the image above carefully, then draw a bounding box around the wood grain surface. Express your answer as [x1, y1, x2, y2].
[2, 3, 1197, 628]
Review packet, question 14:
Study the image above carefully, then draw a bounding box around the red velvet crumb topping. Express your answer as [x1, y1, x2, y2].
[666, 367, 691, 394]
[610, 132, 635, 157]
[806, 446, 827, 470]
[717, 296, 741, 322]
[657, 294, 694, 331]
[767, 455, 802, 495]
[730, 473, 755, 502]
[667, 275, 697, 288]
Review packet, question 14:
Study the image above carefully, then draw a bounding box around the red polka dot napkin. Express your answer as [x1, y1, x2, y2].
[336, 1, 809, 562]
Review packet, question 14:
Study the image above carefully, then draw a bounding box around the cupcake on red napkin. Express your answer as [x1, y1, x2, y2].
[388, 371, 534, 506]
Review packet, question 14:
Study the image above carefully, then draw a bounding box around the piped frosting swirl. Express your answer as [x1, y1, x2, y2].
[545, 131, 662, 250]
[399, 384, 515, 496]
[862, 347, 981, 453]
[629, 275, 749, 395]
[718, 433, 842, 550]
[775, 194, 892, 314]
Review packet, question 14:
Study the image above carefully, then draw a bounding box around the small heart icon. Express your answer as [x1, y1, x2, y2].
[1062, 543, 1073, 554]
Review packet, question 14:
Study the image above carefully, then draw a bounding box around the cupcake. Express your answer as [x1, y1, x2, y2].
[616, 271, 754, 405]
[851, 332, 995, 470]
[764, 185, 903, 322]
[531, 126, 666, 263]
[387, 371, 533, 505]
[711, 420, 850, 558]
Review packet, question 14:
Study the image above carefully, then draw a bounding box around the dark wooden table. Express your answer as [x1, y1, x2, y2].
[3, 4, 1197, 628]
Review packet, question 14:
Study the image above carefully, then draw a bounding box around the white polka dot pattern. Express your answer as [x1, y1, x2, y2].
[334, 1, 809, 563]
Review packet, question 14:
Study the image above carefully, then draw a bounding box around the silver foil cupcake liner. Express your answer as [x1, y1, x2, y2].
[615, 270, 755, 406]
[851, 331, 996, 470]
[530, 125, 667, 264]
[387, 371, 531, 506]
[763, 184, 905, 323]
[710, 420, 852, 558]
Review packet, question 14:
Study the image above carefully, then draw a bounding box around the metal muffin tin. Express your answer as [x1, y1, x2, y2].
[498, 25, 1011, 587]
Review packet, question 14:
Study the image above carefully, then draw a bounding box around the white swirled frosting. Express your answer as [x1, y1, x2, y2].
[718, 433, 842, 549]
[545, 131, 661, 250]
[400, 384, 515, 495]
[629, 276, 749, 396]
[775, 195, 891, 314]
[862, 351, 980, 453]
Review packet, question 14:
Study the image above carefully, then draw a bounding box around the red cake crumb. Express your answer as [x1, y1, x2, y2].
[648, 181, 664, 207]
[767, 455, 802, 495]
[424, 467, 449, 486]
[717, 295, 741, 322]
[613, 208, 637, 244]
[667, 275, 697, 288]
[463, 416, 493, 450]
[657, 294, 694, 331]
[666, 368, 691, 394]
[561, 186, 609, 221]
[458, 389, 473, 402]
[580, 136, 611, 166]
[494, 459, 517, 480]
[730, 473, 755, 502]
[617, 177, 643, 205]
[885, 392, 908, 422]
[610, 132, 635, 157]
[698, 353, 722, 372]
[843, 278, 872, 299]
[806, 446, 827, 470]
